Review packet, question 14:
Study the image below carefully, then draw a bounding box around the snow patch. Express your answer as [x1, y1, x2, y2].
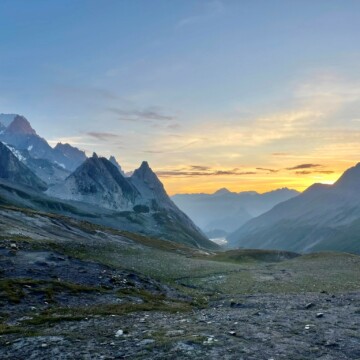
[4, 143, 26, 162]
[54, 161, 66, 169]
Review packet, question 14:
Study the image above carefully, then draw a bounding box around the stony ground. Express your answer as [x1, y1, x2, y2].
[1, 207, 360, 359]
[1, 291, 360, 359]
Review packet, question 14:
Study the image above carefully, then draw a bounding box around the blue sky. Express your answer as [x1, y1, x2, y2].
[1, 0, 360, 193]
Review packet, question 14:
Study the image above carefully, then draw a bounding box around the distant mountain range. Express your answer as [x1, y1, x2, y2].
[2, 113, 360, 254]
[227, 163, 360, 254]
[172, 188, 299, 236]
[0, 113, 216, 250]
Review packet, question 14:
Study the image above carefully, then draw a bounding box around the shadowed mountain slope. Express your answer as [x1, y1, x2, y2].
[227, 163, 360, 254]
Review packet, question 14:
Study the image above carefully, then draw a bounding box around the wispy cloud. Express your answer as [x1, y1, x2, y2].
[256, 167, 279, 173]
[108, 107, 176, 122]
[53, 85, 121, 101]
[156, 165, 256, 178]
[295, 170, 334, 175]
[87, 132, 122, 141]
[190, 165, 211, 171]
[286, 164, 322, 171]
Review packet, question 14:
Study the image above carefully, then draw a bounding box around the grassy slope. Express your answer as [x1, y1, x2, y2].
[1, 205, 360, 299]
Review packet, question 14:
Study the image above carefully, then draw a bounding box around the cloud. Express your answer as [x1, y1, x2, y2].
[87, 132, 122, 141]
[53, 85, 121, 102]
[142, 150, 166, 154]
[108, 107, 175, 122]
[256, 167, 279, 173]
[190, 165, 211, 171]
[295, 170, 334, 175]
[286, 164, 322, 170]
[141, 140, 201, 154]
[156, 166, 256, 178]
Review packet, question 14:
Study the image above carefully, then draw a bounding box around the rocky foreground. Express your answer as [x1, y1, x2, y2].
[0, 244, 359, 359]
[1, 291, 360, 359]
[1, 207, 360, 360]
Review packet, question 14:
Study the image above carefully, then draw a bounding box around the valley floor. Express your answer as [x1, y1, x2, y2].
[0, 206, 360, 359]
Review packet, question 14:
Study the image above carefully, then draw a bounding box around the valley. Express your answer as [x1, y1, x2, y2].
[0, 113, 359, 359]
[2, 3, 360, 358]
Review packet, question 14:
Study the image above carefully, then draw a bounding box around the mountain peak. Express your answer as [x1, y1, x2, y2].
[109, 156, 125, 175]
[214, 187, 232, 195]
[0, 114, 17, 128]
[131, 161, 172, 208]
[6, 115, 36, 135]
[92, 152, 99, 159]
[53, 142, 87, 171]
[333, 162, 360, 190]
[139, 160, 150, 171]
[55, 142, 74, 151]
[133, 161, 155, 180]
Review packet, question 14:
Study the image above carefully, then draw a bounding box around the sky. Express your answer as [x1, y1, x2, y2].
[1, 0, 360, 195]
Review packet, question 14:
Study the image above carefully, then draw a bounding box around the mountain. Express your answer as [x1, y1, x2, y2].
[0, 142, 47, 191]
[47, 153, 139, 210]
[131, 161, 174, 210]
[227, 163, 360, 254]
[128, 161, 216, 249]
[172, 188, 299, 235]
[0, 115, 54, 160]
[4, 143, 71, 186]
[0, 115, 86, 171]
[109, 155, 125, 176]
[0, 113, 217, 250]
[45, 157, 216, 249]
[53, 142, 87, 171]
[0, 113, 17, 130]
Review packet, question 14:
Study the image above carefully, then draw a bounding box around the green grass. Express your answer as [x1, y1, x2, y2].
[25, 300, 192, 327]
[180, 252, 360, 295]
[0, 278, 104, 304]
[207, 249, 300, 264]
[0, 323, 22, 335]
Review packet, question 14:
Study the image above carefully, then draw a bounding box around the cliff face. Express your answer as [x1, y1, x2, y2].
[0, 142, 47, 191]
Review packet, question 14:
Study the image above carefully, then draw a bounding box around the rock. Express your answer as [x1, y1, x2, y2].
[166, 330, 185, 337]
[228, 331, 236, 336]
[325, 341, 339, 347]
[138, 339, 155, 346]
[316, 313, 324, 318]
[305, 302, 315, 309]
[203, 336, 215, 345]
[174, 341, 196, 352]
[115, 330, 124, 337]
